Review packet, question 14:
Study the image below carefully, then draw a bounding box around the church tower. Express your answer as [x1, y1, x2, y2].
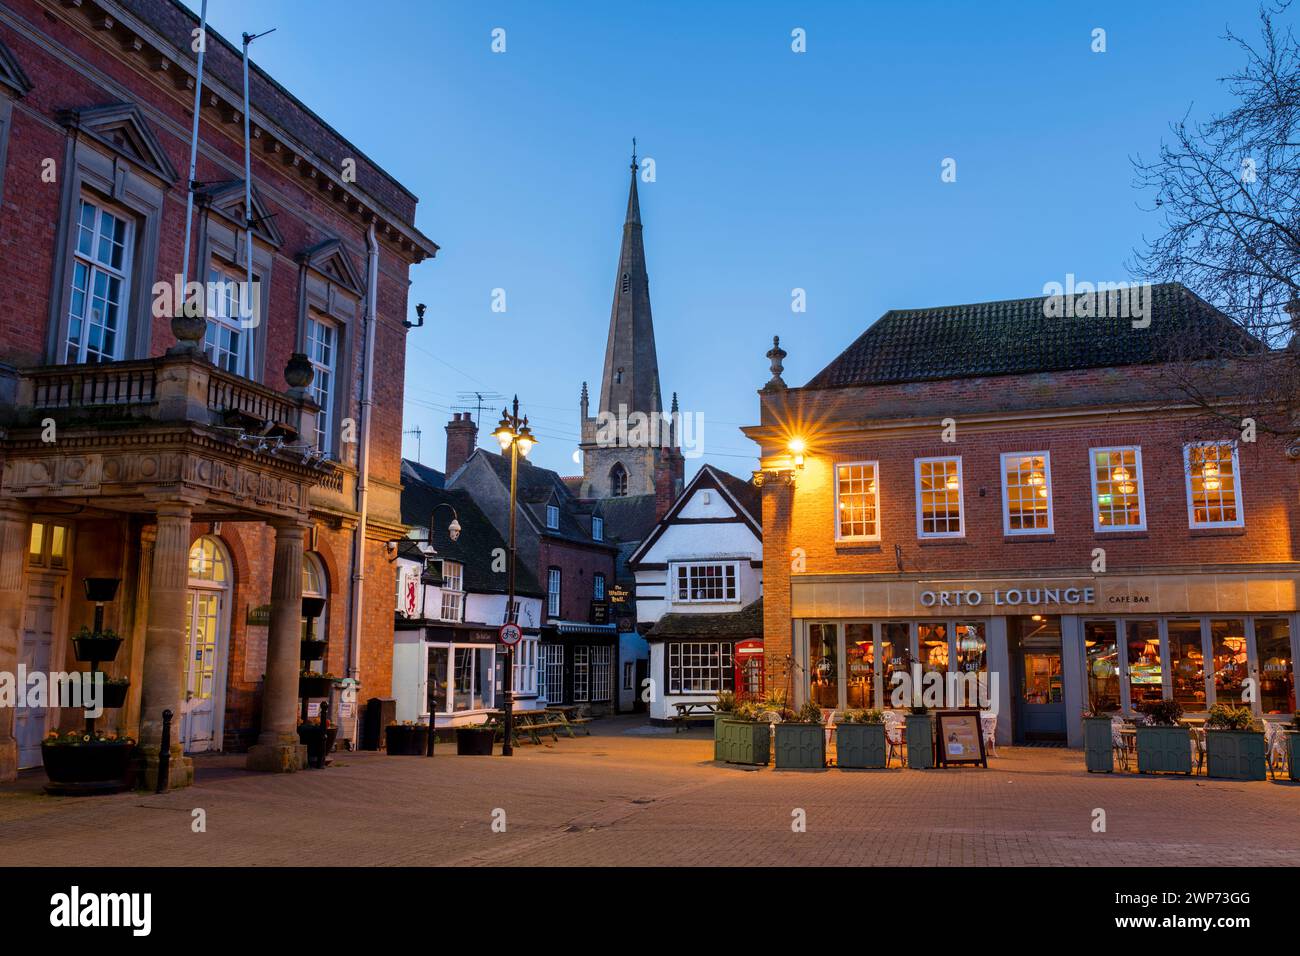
[579, 148, 683, 502]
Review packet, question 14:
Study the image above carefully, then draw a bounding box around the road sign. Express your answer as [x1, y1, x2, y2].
[498, 622, 523, 646]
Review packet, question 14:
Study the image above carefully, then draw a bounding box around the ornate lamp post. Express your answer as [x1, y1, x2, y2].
[491, 396, 537, 757]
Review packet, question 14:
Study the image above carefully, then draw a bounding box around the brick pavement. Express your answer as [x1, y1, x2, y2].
[1, 717, 1295, 867]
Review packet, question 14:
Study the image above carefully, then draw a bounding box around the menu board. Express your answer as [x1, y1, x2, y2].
[935, 709, 988, 768]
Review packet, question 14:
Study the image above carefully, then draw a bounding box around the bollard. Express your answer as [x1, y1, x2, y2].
[425, 715, 434, 757]
[156, 708, 173, 793]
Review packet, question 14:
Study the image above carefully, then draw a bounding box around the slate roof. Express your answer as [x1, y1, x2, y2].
[805, 283, 1261, 390]
[646, 598, 764, 640]
[400, 459, 445, 489]
[710, 467, 761, 524]
[595, 493, 659, 544]
[473, 449, 614, 550]
[401, 466, 543, 597]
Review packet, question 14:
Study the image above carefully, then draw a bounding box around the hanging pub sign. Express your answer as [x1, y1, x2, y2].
[935, 709, 988, 768]
[607, 584, 630, 606]
[590, 601, 609, 625]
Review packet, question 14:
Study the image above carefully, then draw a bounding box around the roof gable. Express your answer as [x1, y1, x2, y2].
[628, 465, 762, 567]
[58, 102, 178, 183]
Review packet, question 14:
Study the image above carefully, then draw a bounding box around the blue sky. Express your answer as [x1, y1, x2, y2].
[193, 0, 1271, 478]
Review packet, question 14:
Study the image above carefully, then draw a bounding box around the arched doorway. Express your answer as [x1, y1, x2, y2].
[301, 552, 328, 674]
[181, 536, 232, 753]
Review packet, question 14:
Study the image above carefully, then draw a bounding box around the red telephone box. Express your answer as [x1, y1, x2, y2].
[734, 639, 765, 699]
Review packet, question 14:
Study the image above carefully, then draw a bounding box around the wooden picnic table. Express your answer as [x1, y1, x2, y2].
[672, 701, 720, 732]
[483, 706, 593, 745]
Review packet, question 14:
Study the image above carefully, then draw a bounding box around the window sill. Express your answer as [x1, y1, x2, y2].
[1189, 526, 1246, 537]
[835, 542, 882, 555]
[917, 538, 967, 547]
[1002, 534, 1056, 544]
[1093, 530, 1149, 540]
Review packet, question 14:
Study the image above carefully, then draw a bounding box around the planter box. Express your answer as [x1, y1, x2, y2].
[297, 724, 338, 768]
[715, 719, 770, 766]
[385, 725, 430, 756]
[774, 722, 825, 769]
[72, 635, 123, 664]
[300, 639, 327, 663]
[298, 675, 335, 699]
[99, 682, 129, 710]
[905, 714, 933, 769]
[1135, 725, 1192, 774]
[1083, 717, 1115, 773]
[1288, 732, 1300, 782]
[1205, 729, 1266, 781]
[835, 722, 886, 769]
[41, 741, 133, 794]
[456, 727, 495, 755]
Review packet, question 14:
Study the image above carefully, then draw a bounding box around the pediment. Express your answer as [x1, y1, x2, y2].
[0, 37, 32, 98]
[298, 238, 364, 294]
[58, 102, 178, 184]
[196, 180, 284, 247]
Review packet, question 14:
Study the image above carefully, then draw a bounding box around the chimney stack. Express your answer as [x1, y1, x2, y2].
[445, 413, 477, 477]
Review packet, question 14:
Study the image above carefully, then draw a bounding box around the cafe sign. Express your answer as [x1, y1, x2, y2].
[919, 586, 1096, 609]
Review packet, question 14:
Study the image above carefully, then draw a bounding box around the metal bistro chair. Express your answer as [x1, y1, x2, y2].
[1265, 721, 1290, 780]
[1111, 716, 1130, 771]
[980, 712, 998, 757]
[883, 710, 906, 768]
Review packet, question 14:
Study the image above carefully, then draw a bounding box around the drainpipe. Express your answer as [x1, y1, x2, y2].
[347, 224, 379, 715]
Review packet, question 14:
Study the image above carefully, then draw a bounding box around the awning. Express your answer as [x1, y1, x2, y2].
[547, 621, 618, 637]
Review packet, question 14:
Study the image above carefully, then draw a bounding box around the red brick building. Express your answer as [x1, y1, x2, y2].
[746, 285, 1299, 746]
[0, 0, 436, 786]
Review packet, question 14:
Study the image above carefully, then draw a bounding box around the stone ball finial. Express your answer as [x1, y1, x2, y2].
[285, 352, 314, 390]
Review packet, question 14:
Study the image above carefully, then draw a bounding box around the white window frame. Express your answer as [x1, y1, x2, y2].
[592, 516, 604, 541]
[547, 567, 561, 617]
[1089, 446, 1147, 533]
[439, 560, 464, 623]
[834, 460, 881, 542]
[914, 456, 965, 539]
[203, 264, 253, 376]
[671, 561, 740, 604]
[593, 572, 606, 600]
[1183, 442, 1245, 529]
[573, 645, 590, 702]
[66, 196, 133, 364]
[539, 643, 565, 704]
[666, 641, 735, 695]
[306, 313, 337, 455]
[512, 636, 538, 696]
[546, 504, 560, 530]
[1000, 451, 1054, 536]
[591, 645, 613, 702]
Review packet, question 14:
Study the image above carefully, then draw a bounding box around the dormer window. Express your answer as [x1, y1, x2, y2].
[546, 504, 560, 530]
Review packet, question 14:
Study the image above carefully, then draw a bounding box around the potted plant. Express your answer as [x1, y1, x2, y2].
[72, 626, 123, 664]
[835, 708, 887, 769]
[715, 700, 771, 766]
[99, 676, 130, 710]
[456, 724, 495, 755]
[905, 704, 934, 770]
[298, 670, 337, 699]
[1082, 704, 1115, 773]
[297, 715, 338, 768]
[300, 637, 327, 662]
[774, 700, 826, 769]
[41, 729, 135, 794]
[1204, 704, 1265, 780]
[385, 720, 430, 756]
[1135, 698, 1192, 774]
[712, 691, 738, 759]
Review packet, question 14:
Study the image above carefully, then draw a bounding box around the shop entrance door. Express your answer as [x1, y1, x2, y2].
[1011, 615, 1066, 742]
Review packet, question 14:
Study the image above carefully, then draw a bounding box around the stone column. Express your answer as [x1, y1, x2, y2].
[247, 520, 307, 772]
[123, 525, 155, 740]
[137, 502, 194, 790]
[0, 503, 31, 782]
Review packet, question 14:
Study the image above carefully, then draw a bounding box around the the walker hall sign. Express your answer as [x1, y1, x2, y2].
[919, 586, 1096, 608]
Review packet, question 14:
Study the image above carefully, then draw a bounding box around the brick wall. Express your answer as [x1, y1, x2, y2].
[538, 537, 617, 622]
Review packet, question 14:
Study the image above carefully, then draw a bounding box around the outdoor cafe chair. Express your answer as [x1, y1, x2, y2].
[883, 711, 905, 768]
[979, 712, 998, 757]
[1265, 721, 1289, 780]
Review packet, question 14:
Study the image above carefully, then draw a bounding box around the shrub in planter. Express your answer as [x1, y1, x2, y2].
[456, 725, 495, 755]
[71, 627, 123, 664]
[41, 730, 135, 794]
[1135, 698, 1192, 774]
[716, 706, 771, 766]
[905, 708, 934, 769]
[1082, 709, 1115, 773]
[99, 677, 130, 710]
[385, 722, 430, 756]
[300, 638, 327, 662]
[774, 701, 826, 769]
[712, 691, 739, 758]
[835, 709, 886, 769]
[1204, 704, 1266, 781]
[298, 671, 337, 699]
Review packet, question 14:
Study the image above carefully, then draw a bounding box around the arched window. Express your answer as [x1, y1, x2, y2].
[301, 553, 328, 671]
[609, 463, 628, 498]
[189, 535, 229, 584]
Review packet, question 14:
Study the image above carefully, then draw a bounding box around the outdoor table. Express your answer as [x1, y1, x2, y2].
[672, 701, 719, 732]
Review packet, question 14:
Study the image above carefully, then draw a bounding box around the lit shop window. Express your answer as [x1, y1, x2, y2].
[917, 621, 949, 674]
[1255, 619, 1295, 715]
[1001, 453, 1052, 534]
[808, 623, 838, 709]
[845, 623, 874, 709]
[835, 462, 880, 541]
[1209, 619, 1248, 707]
[1185, 443, 1243, 528]
[1091, 447, 1146, 531]
[1168, 620, 1206, 710]
[1083, 621, 1121, 712]
[915, 457, 963, 537]
[1125, 620, 1162, 709]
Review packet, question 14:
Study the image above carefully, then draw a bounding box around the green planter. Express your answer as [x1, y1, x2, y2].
[1290, 732, 1300, 782]
[905, 713, 933, 769]
[1205, 729, 1266, 781]
[715, 718, 770, 766]
[713, 712, 738, 760]
[774, 722, 825, 769]
[1135, 725, 1192, 774]
[1083, 717, 1115, 773]
[835, 722, 886, 769]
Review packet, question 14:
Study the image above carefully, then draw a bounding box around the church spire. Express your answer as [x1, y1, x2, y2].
[598, 144, 662, 420]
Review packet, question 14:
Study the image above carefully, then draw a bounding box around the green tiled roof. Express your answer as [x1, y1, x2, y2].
[805, 283, 1260, 389]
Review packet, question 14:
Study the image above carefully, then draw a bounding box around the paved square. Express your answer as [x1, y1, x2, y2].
[2, 717, 1296, 867]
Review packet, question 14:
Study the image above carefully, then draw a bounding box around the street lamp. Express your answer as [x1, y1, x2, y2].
[491, 395, 537, 757]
